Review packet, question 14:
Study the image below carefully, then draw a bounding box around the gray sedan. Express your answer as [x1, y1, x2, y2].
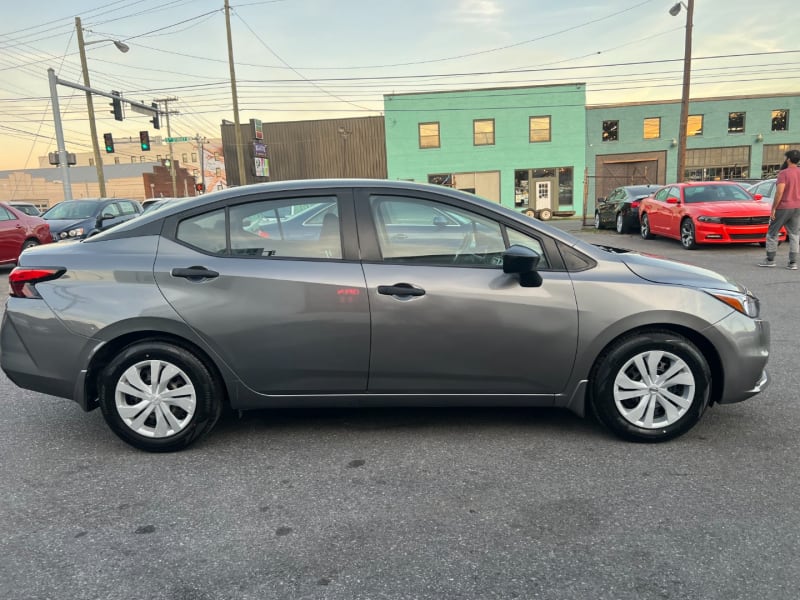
[1, 180, 770, 451]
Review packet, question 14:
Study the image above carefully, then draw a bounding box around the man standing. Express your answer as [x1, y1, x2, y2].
[759, 149, 800, 269]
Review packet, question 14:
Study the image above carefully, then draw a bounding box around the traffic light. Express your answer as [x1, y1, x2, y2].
[103, 133, 115, 153]
[195, 182, 204, 192]
[110, 91, 123, 121]
[139, 131, 150, 151]
[150, 102, 160, 130]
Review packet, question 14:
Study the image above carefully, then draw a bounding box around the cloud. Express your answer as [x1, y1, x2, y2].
[455, 0, 504, 24]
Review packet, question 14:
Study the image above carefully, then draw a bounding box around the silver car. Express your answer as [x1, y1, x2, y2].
[0, 180, 769, 452]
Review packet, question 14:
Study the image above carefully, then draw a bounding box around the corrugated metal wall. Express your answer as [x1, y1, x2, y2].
[221, 116, 387, 186]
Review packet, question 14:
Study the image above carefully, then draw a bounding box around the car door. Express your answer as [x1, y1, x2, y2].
[647, 187, 673, 235]
[355, 188, 579, 395]
[599, 188, 621, 225]
[153, 188, 370, 394]
[0, 206, 25, 263]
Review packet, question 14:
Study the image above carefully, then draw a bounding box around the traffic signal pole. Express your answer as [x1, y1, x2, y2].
[48, 68, 73, 201]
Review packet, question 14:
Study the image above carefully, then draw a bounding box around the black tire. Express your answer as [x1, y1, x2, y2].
[22, 239, 40, 250]
[680, 218, 697, 250]
[98, 341, 224, 452]
[589, 331, 710, 443]
[615, 213, 626, 234]
[524, 209, 536, 218]
[640, 213, 655, 239]
[594, 212, 602, 230]
[538, 208, 553, 221]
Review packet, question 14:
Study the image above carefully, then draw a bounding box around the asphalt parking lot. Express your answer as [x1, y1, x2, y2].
[1, 223, 798, 600]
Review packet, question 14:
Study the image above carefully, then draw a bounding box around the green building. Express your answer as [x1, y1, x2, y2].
[384, 84, 587, 216]
[587, 92, 800, 208]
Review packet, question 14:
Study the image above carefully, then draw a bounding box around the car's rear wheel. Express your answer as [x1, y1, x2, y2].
[590, 331, 710, 442]
[680, 218, 697, 250]
[22, 239, 40, 250]
[640, 213, 655, 239]
[98, 341, 223, 452]
[615, 213, 626, 234]
[594, 212, 602, 229]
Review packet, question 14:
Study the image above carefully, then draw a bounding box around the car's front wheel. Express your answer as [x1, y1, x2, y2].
[640, 213, 655, 239]
[98, 341, 224, 452]
[590, 331, 710, 442]
[680, 218, 697, 250]
[594, 212, 602, 229]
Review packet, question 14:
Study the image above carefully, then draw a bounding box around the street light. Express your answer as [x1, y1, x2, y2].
[670, 0, 694, 183]
[75, 16, 129, 198]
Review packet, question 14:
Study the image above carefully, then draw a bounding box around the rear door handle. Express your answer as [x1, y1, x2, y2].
[171, 266, 219, 280]
[378, 283, 425, 297]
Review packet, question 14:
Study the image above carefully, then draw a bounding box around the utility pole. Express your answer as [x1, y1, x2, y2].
[195, 133, 207, 193]
[671, 0, 694, 183]
[75, 17, 106, 197]
[155, 97, 179, 197]
[224, 0, 247, 187]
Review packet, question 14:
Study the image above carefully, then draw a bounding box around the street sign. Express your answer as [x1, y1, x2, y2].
[165, 136, 190, 143]
[130, 103, 155, 117]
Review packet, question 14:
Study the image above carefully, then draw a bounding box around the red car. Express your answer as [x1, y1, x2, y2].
[638, 182, 785, 250]
[0, 201, 52, 266]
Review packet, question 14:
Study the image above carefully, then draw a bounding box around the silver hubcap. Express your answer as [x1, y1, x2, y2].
[115, 360, 197, 438]
[641, 217, 649, 236]
[613, 350, 695, 429]
[681, 223, 694, 246]
[594, 213, 600, 228]
[616, 215, 623, 232]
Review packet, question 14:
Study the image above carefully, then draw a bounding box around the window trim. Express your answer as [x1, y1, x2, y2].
[602, 120, 619, 142]
[643, 117, 661, 140]
[771, 109, 789, 132]
[687, 114, 704, 137]
[727, 111, 746, 135]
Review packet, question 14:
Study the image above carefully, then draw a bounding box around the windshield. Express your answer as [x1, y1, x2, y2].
[683, 185, 752, 203]
[42, 201, 100, 220]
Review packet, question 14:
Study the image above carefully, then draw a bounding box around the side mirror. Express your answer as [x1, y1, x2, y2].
[432, 215, 449, 228]
[666, 197, 679, 204]
[98, 212, 115, 222]
[503, 244, 543, 287]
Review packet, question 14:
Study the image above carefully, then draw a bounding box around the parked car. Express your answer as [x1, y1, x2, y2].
[8, 201, 42, 216]
[41, 198, 142, 241]
[638, 181, 783, 249]
[594, 184, 659, 233]
[0, 201, 52, 265]
[747, 178, 777, 204]
[2, 180, 769, 452]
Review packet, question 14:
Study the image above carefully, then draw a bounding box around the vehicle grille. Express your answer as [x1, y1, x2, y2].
[722, 216, 770, 226]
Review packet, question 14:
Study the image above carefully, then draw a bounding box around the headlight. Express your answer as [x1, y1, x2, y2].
[703, 288, 760, 318]
[697, 215, 722, 223]
[67, 227, 84, 238]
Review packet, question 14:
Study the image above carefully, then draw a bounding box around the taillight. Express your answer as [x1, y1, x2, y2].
[631, 200, 641, 209]
[8, 267, 65, 298]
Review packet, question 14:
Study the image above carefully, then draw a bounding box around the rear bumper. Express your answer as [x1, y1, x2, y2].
[0, 300, 90, 406]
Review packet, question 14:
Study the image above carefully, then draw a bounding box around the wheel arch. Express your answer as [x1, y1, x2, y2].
[575, 323, 723, 416]
[83, 330, 233, 412]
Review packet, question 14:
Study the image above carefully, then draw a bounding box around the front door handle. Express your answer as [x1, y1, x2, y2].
[171, 266, 219, 281]
[378, 283, 426, 297]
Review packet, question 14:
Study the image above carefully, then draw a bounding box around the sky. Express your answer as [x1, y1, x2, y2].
[1, 0, 798, 171]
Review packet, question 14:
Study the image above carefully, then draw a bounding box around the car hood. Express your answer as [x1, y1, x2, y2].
[690, 201, 770, 215]
[44, 218, 92, 233]
[614, 248, 742, 292]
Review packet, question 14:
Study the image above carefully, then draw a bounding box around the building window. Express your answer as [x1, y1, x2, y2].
[131, 157, 137, 164]
[772, 110, 789, 132]
[88, 158, 94, 166]
[215, 167, 222, 177]
[192, 153, 198, 162]
[602, 120, 618, 142]
[473, 119, 495, 145]
[114, 157, 120, 164]
[213, 152, 220, 161]
[156, 155, 162, 161]
[687, 115, 703, 136]
[643, 117, 661, 139]
[140, 156, 145, 163]
[728, 112, 745, 134]
[529, 116, 551, 143]
[182, 153, 188, 163]
[418, 122, 440, 149]
[193, 169, 199, 177]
